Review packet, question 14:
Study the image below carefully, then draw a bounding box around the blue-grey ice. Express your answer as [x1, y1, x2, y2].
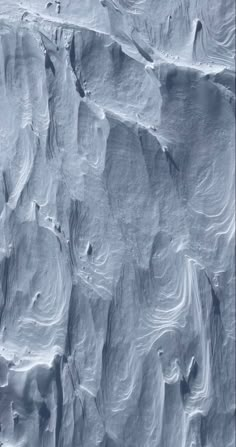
[0, 0, 235, 446]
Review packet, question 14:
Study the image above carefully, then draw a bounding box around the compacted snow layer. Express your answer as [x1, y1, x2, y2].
[0, 1, 235, 446]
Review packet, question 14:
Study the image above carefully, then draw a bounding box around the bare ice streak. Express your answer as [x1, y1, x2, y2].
[0, 0, 235, 446]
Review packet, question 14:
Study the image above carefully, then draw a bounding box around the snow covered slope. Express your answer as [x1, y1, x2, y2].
[0, 1, 235, 446]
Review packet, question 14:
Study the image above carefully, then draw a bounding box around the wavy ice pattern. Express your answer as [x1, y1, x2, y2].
[0, 1, 235, 446]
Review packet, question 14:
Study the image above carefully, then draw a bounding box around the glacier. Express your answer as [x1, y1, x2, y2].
[0, 0, 235, 446]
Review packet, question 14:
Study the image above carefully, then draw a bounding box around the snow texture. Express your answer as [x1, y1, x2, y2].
[0, 0, 235, 446]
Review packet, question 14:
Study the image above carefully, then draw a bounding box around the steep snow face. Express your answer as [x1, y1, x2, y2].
[0, 1, 235, 446]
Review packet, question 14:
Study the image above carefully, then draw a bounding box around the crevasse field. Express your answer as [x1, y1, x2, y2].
[0, 1, 235, 446]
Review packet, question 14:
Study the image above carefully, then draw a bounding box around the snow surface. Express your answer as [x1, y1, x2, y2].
[0, 0, 235, 446]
